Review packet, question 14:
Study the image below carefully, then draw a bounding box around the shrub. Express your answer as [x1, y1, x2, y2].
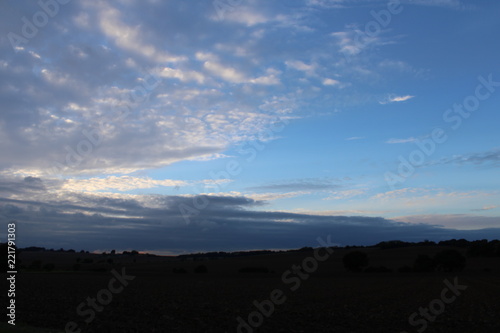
[413, 254, 436, 272]
[173, 267, 187, 274]
[342, 251, 369, 272]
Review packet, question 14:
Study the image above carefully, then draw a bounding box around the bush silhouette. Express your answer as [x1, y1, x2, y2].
[173, 267, 187, 274]
[434, 249, 466, 272]
[343, 251, 369, 271]
[413, 254, 436, 272]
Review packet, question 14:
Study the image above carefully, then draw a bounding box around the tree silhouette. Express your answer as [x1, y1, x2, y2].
[434, 249, 466, 272]
[342, 251, 369, 271]
[413, 254, 436, 272]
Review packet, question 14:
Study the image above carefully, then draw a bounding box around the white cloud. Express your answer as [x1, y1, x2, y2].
[201, 53, 280, 85]
[285, 60, 316, 76]
[158, 67, 205, 84]
[215, 9, 269, 26]
[471, 205, 498, 211]
[322, 78, 341, 86]
[203, 60, 247, 83]
[95, 2, 185, 63]
[62, 176, 188, 192]
[379, 94, 415, 104]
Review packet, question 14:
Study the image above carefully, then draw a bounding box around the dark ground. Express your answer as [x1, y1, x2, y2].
[2, 246, 500, 332]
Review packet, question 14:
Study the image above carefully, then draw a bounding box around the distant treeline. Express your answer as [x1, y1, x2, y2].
[2, 238, 499, 259]
[374, 239, 500, 257]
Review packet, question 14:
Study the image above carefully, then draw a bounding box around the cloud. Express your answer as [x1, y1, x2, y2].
[428, 148, 500, 167]
[245, 191, 311, 201]
[158, 67, 205, 84]
[331, 26, 397, 58]
[200, 52, 280, 85]
[309, 0, 466, 10]
[471, 205, 498, 212]
[247, 179, 341, 192]
[324, 189, 367, 200]
[366, 188, 499, 217]
[212, 8, 270, 26]
[285, 60, 316, 76]
[401, 0, 467, 10]
[385, 137, 418, 144]
[322, 78, 341, 86]
[393, 214, 500, 230]
[346, 136, 364, 141]
[379, 94, 415, 104]
[1, 1, 305, 177]
[92, 2, 185, 63]
[61, 176, 186, 192]
[378, 60, 430, 79]
[1, 176, 499, 253]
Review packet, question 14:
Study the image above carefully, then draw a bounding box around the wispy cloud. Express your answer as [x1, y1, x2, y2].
[309, 0, 467, 10]
[247, 178, 341, 192]
[379, 94, 415, 104]
[385, 137, 418, 144]
[471, 205, 498, 212]
[428, 148, 500, 167]
[346, 136, 364, 141]
[325, 189, 367, 200]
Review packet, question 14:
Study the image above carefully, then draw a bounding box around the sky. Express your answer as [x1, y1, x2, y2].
[0, 0, 499, 254]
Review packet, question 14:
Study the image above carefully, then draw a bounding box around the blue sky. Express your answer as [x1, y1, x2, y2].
[0, 0, 499, 254]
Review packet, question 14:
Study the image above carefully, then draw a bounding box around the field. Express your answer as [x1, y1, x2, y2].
[2, 246, 500, 332]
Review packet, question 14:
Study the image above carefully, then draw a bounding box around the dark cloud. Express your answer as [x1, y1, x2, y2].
[1, 176, 499, 253]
